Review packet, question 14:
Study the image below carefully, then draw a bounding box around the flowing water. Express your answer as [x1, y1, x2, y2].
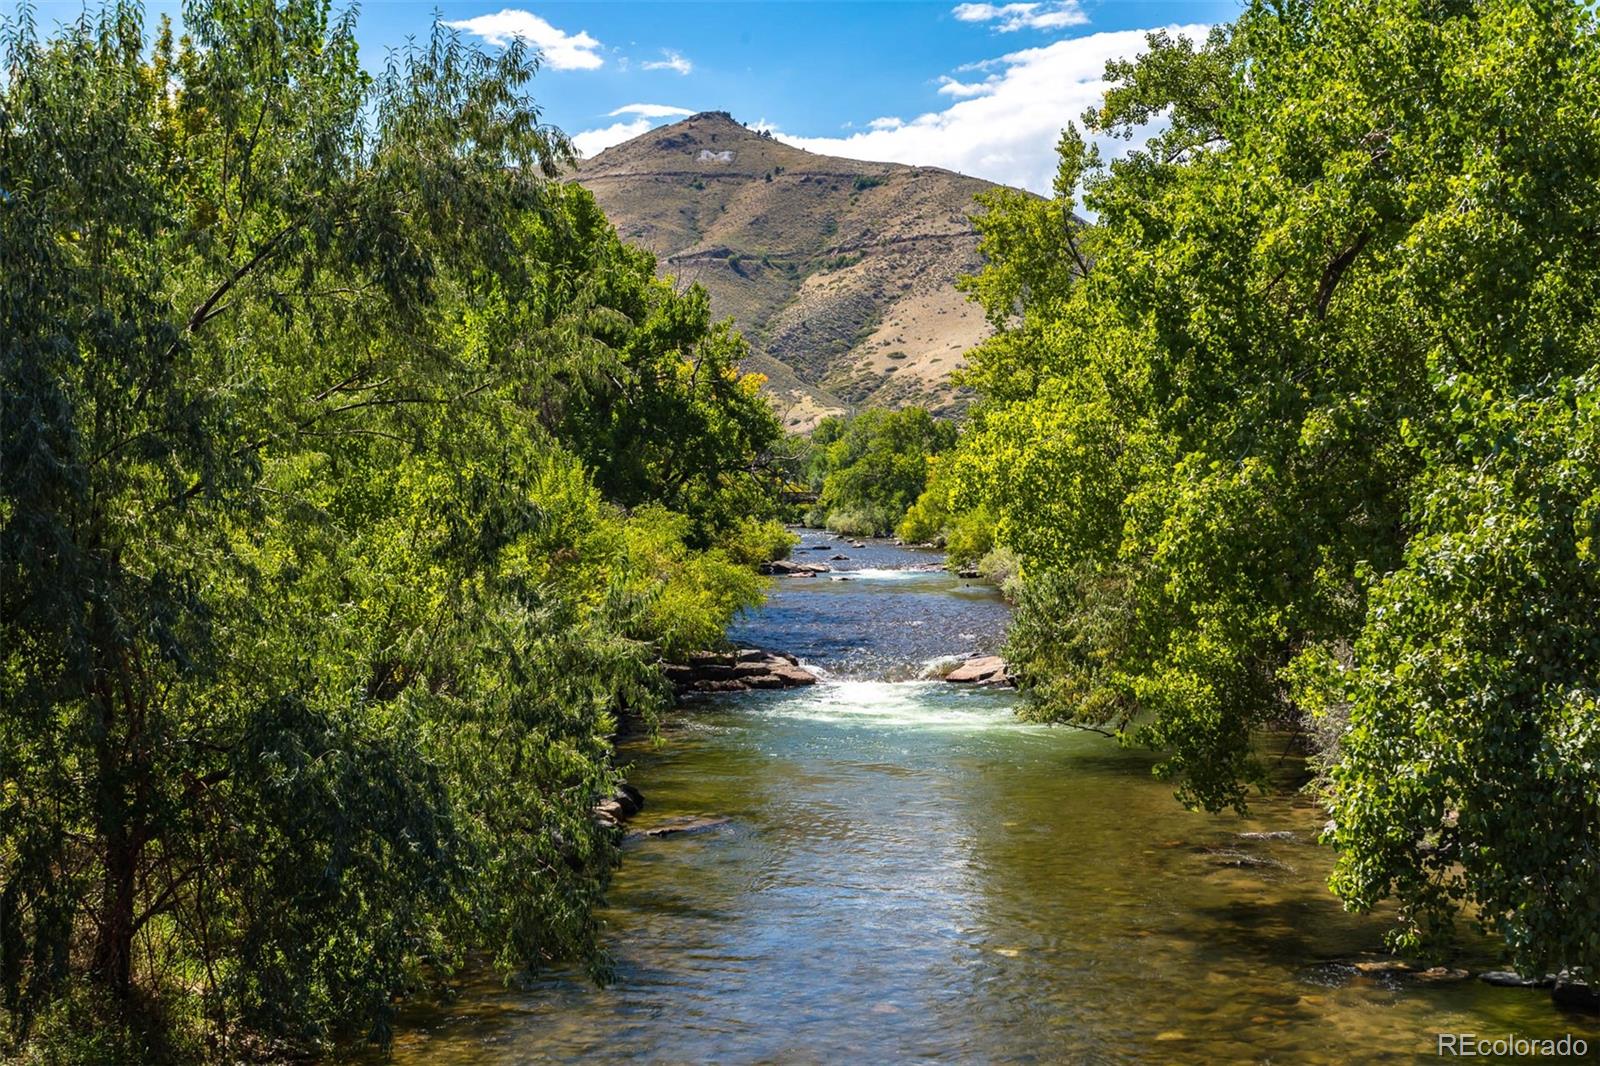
[390, 532, 1595, 1063]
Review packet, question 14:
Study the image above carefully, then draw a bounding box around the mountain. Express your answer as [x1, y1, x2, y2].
[574, 111, 1010, 431]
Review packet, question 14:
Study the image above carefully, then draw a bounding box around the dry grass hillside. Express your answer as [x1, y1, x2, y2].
[574, 111, 1013, 430]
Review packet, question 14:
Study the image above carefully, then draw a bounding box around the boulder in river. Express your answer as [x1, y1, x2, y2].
[1479, 971, 1553, 988]
[594, 782, 645, 827]
[760, 559, 831, 576]
[1552, 977, 1599, 1013]
[666, 648, 819, 693]
[945, 655, 1010, 685]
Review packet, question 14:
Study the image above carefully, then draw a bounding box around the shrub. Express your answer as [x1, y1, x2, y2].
[945, 506, 996, 567]
[719, 516, 799, 566]
[824, 507, 892, 537]
[978, 546, 1022, 601]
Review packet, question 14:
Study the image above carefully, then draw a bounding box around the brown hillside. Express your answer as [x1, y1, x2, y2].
[574, 111, 1012, 430]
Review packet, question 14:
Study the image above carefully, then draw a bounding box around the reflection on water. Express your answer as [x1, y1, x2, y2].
[389, 532, 1593, 1063]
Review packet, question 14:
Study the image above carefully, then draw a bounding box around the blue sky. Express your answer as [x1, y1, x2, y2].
[16, 0, 1237, 193]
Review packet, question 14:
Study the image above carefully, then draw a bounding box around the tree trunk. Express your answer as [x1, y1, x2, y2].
[91, 830, 139, 999]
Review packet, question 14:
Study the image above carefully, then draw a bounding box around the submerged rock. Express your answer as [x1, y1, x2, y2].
[1414, 967, 1472, 983]
[666, 648, 819, 694]
[640, 815, 732, 838]
[945, 654, 1010, 685]
[1352, 960, 1415, 975]
[1198, 846, 1294, 872]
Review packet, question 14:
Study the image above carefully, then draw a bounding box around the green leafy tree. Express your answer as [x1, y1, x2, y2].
[0, 2, 785, 1057]
[806, 407, 956, 536]
[949, 0, 1600, 978]
[1296, 374, 1600, 974]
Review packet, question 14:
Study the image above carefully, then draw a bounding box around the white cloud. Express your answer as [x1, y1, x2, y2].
[952, 2, 1088, 32]
[445, 9, 604, 70]
[937, 74, 1000, 98]
[609, 103, 694, 119]
[868, 116, 905, 131]
[774, 25, 1208, 196]
[642, 49, 693, 75]
[571, 119, 654, 158]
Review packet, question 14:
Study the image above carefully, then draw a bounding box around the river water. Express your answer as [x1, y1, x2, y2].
[390, 532, 1593, 1063]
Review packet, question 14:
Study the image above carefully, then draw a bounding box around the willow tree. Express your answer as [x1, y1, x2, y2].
[952, 0, 1600, 979]
[2, 1, 781, 1057]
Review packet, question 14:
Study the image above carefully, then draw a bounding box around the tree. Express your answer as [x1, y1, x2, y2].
[805, 407, 956, 535]
[949, 0, 1600, 978]
[1, 2, 784, 1056]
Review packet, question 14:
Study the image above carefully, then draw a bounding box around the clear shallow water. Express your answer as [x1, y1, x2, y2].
[389, 532, 1595, 1063]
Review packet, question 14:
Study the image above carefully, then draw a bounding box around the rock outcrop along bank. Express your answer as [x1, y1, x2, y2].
[667, 649, 820, 693]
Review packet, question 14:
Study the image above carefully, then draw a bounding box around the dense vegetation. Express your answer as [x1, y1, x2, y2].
[947, 0, 1599, 981]
[0, 3, 789, 1059]
[791, 407, 955, 537]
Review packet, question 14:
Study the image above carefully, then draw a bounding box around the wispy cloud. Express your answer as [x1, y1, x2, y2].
[868, 116, 904, 130]
[445, 9, 603, 70]
[610, 103, 694, 119]
[775, 25, 1209, 196]
[952, 2, 1088, 32]
[642, 49, 694, 75]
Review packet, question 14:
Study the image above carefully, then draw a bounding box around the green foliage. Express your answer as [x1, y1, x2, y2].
[895, 455, 953, 545]
[804, 408, 956, 536]
[716, 516, 798, 568]
[949, 0, 1600, 974]
[895, 493, 947, 545]
[976, 546, 1021, 601]
[620, 506, 771, 661]
[823, 507, 888, 538]
[943, 507, 995, 568]
[851, 175, 885, 192]
[0, 2, 784, 1057]
[1296, 373, 1600, 977]
[895, 451, 997, 573]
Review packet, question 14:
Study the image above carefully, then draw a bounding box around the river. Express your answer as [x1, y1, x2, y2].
[389, 531, 1593, 1062]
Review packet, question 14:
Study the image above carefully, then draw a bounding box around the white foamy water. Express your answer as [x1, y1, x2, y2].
[837, 567, 928, 581]
[754, 679, 1031, 731]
